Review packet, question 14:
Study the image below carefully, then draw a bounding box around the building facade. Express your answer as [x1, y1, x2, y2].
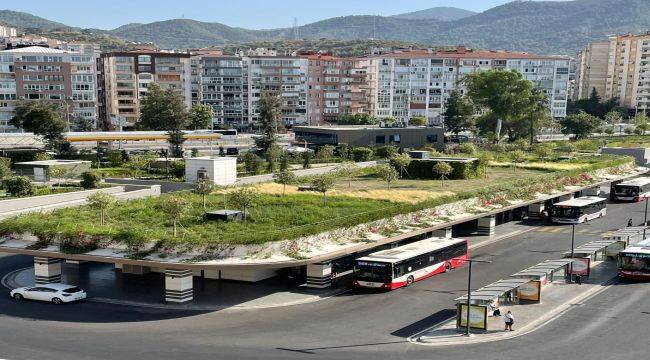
[0, 45, 99, 132]
[196, 54, 244, 127]
[575, 40, 610, 100]
[294, 125, 444, 149]
[0, 25, 17, 38]
[363, 48, 571, 124]
[98, 51, 191, 130]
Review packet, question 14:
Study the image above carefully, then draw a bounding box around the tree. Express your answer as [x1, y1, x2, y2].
[389, 153, 411, 178]
[432, 162, 452, 185]
[337, 113, 378, 125]
[138, 83, 189, 157]
[533, 144, 553, 160]
[87, 191, 115, 226]
[476, 152, 492, 178]
[229, 187, 259, 221]
[48, 167, 68, 187]
[510, 150, 526, 170]
[409, 116, 427, 126]
[273, 170, 297, 195]
[0, 157, 11, 182]
[3, 176, 34, 197]
[193, 178, 216, 210]
[188, 104, 214, 130]
[376, 164, 399, 189]
[442, 90, 474, 135]
[604, 110, 623, 125]
[265, 144, 282, 172]
[80, 171, 101, 189]
[311, 175, 335, 205]
[302, 151, 313, 169]
[316, 145, 335, 162]
[10, 101, 68, 152]
[125, 154, 156, 178]
[156, 195, 191, 237]
[243, 152, 261, 175]
[257, 93, 281, 155]
[559, 111, 602, 140]
[336, 162, 359, 189]
[352, 147, 373, 162]
[521, 88, 553, 145]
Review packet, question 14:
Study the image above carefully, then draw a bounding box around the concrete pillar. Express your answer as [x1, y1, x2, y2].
[477, 215, 496, 236]
[432, 226, 453, 238]
[528, 203, 545, 220]
[558, 193, 574, 202]
[305, 262, 332, 288]
[34, 257, 62, 284]
[165, 269, 193, 303]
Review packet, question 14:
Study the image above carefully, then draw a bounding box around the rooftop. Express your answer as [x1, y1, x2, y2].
[365, 47, 570, 61]
[357, 237, 466, 264]
[0, 46, 68, 54]
[553, 196, 605, 207]
[15, 159, 90, 166]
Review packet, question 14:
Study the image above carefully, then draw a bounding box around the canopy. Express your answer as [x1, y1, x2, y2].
[455, 278, 530, 302]
[563, 238, 623, 258]
[511, 259, 574, 279]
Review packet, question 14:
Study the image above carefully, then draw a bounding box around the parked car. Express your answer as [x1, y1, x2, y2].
[10, 284, 87, 304]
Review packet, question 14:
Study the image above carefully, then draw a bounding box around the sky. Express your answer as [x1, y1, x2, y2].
[7, 0, 569, 30]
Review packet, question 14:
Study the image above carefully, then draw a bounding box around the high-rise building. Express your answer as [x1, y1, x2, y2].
[98, 51, 191, 130]
[0, 44, 100, 132]
[0, 25, 17, 38]
[575, 40, 611, 100]
[363, 48, 571, 124]
[198, 54, 244, 127]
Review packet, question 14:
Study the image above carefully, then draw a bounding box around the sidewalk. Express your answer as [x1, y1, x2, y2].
[412, 260, 617, 346]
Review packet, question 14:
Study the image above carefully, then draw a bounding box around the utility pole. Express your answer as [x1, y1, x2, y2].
[644, 195, 649, 239]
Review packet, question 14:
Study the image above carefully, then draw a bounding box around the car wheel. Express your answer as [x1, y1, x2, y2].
[406, 276, 415, 286]
[13, 293, 23, 300]
[51, 297, 63, 305]
[445, 263, 452, 272]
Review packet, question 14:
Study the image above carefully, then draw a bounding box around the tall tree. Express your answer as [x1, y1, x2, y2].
[559, 111, 602, 140]
[442, 90, 474, 134]
[256, 93, 281, 155]
[520, 88, 553, 145]
[138, 83, 189, 157]
[188, 104, 215, 130]
[10, 101, 68, 152]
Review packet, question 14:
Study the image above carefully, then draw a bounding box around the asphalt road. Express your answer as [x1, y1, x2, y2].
[0, 198, 648, 360]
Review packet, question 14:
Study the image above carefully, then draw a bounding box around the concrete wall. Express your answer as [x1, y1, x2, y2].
[104, 178, 193, 193]
[0, 186, 125, 213]
[601, 147, 650, 166]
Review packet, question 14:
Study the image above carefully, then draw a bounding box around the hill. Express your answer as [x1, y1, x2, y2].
[0, 9, 69, 31]
[392, 7, 476, 21]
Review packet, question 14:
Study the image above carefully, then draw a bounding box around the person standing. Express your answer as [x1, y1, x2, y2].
[628, 218, 634, 227]
[504, 310, 514, 331]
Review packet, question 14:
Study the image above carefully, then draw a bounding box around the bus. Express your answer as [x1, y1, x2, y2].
[550, 196, 607, 224]
[617, 239, 650, 280]
[353, 237, 468, 290]
[611, 177, 650, 202]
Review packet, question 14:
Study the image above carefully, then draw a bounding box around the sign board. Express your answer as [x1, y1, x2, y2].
[457, 304, 488, 330]
[517, 280, 541, 302]
[570, 257, 590, 276]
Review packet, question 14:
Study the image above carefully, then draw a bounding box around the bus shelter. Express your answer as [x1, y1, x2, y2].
[603, 226, 648, 246]
[511, 259, 574, 284]
[455, 278, 532, 307]
[563, 238, 627, 262]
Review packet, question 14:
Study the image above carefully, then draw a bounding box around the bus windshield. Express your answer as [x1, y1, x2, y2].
[615, 186, 639, 196]
[619, 255, 650, 271]
[355, 261, 392, 282]
[552, 206, 580, 219]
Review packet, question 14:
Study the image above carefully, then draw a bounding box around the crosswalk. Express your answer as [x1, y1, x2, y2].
[534, 227, 611, 237]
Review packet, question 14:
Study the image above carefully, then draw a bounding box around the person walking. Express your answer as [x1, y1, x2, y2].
[504, 310, 515, 331]
[628, 218, 634, 227]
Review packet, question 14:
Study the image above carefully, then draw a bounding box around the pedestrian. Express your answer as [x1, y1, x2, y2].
[504, 310, 514, 331]
[628, 218, 634, 227]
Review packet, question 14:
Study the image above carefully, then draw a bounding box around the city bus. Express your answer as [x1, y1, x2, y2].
[550, 196, 607, 224]
[353, 237, 468, 290]
[611, 177, 650, 202]
[617, 239, 650, 280]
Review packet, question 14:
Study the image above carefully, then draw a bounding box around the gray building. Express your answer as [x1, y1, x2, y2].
[293, 125, 444, 149]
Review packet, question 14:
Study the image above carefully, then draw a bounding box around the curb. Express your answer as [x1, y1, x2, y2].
[411, 276, 617, 346]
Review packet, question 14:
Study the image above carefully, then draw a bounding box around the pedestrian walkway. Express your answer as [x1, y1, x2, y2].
[412, 260, 617, 346]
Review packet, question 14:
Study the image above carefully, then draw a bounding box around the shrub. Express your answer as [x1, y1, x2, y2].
[80, 171, 101, 189]
[106, 150, 125, 167]
[557, 142, 577, 154]
[574, 139, 600, 152]
[302, 151, 314, 169]
[4, 176, 34, 197]
[458, 143, 477, 155]
[374, 145, 398, 158]
[633, 127, 645, 135]
[170, 161, 185, 179]
[316, 145, 335, 162]
[0, 157, 11, 182]
[406, 159, 478, 180]
[352, 147, 374, 162]
[624, 127, 634, 135]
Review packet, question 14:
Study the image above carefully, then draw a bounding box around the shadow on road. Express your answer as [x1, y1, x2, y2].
[390, 308, 456, 338]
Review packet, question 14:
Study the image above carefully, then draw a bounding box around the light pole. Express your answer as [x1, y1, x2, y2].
[463, 258, 492, 336]
[643, 195, 649, 239]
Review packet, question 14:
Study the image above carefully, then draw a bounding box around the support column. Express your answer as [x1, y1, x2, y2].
[582, 187, 600, 196]
[34, 257, 61, 284]
[432, 226, 453, 238]
[305, 262, 332, 288]
[528, 203, 545, 220]
[477, 215, 496, 236]
[165, 269, 193, 303]
[558, 193, 574, 202]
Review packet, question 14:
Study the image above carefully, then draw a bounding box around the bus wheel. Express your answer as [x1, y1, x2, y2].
[406, 276, 414, 286]
[445, 263, 451, 272]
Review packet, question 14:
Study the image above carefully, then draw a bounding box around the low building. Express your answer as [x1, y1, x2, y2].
[293, 125, 444, 149]
[185, 157, 237, 185]
[14, 159, 92, 181]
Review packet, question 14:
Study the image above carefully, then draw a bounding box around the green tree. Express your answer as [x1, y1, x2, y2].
[432, 162, 452, 185]
[138, 83, 189, 157]
[336, 161, 359, 189]
[521, 88, 553, 145]
[337, 113, 378, 125]
[256, 93, 281, 155]
[311, 175, 335, 205]
[265, 144, 282, 172]
[0, 157, 11, 182]
[302, 151, 314, 169]
[229, 187, 259, 221]
[533, 144, 553, 160]
[193, 178, 216, 210]
[316, 145, 335, 162]
[273, 169, 297, 195]
[604, 110, 623, 125]
[156, 195, 191, 237]
[48, 167, 68, 186]
[87, 191, 115, 226]
[476, 152, 492, 178]
[442, 90, 474, 135]
[389, 153, 411, 178]
[3, 176, 34, 197]
[376, 164, 399, 189]
[352, 147, 373, 162]
[559, 111, 602, 140]
[409, 116, 428, 126]
[10, 101, 68, 152]
[80, 171, 101, 189]
[510, 149, 526, 170]
[125, 154, 155, 178]
[188, 104, 214, 130]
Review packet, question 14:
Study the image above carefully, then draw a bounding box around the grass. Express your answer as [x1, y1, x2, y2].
[0, 186, 81, 200]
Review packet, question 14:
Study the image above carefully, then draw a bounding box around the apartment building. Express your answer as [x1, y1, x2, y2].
[575, 40, 610, 100]
[198, 54, 245, 127]
[363, 48, 571, 124]
[0, 45, 99, 132]
[304, 52, 372, 125]
[98, 51, 191, 130]
[0, 25, 17, 38]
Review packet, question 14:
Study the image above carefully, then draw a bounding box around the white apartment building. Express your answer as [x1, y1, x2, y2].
[0, 25, 17, 38]
[364, 48, 571, 124]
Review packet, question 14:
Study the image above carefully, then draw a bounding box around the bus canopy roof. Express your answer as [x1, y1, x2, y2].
[563, 239, 624, 257]
[356, 237, 466, 264]
[616, 177, 650, 187]
[455, 278, 531, 302]
[511, 259, 574, 279]
[620, 239, 650, 255]
[553, 196, 605, 208]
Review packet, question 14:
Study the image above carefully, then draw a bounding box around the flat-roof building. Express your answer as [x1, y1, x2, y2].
[293, 125, 444, 149]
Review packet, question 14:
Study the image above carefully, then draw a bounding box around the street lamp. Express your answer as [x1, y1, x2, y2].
[643, 195, 649, 239]
[463, 258, 492, 336]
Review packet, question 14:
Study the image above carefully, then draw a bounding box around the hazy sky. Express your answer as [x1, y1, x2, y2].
[6, 0, 569, 30]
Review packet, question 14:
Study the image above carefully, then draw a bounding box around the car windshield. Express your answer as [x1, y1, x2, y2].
[354, 261, 392, 282]
[62, 287, 83, 293]
[552, 206, 580, 218]
[615, 186, 639, 196]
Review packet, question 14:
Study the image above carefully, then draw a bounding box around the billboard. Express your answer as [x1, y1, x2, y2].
[570, 257, 590, 276]
[457, 304, 488, 330]
[517, 280, 541, 302]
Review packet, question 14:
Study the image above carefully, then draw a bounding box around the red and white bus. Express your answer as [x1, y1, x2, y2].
[353, 237, 468, 290]
[618, 239, 650, 281]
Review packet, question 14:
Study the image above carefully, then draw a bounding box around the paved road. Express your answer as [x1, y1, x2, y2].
[0, 198, 648, 360]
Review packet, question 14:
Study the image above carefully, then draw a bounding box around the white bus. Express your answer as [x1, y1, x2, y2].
[353, 237, 468, 290]
[612, 177, 650, 202]
[550, 196, 607, 224]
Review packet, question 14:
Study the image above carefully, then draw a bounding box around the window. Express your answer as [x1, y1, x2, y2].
[389, 134, 401, 144]
[426, 134, 438, 143]
[376, 135, 385, 144]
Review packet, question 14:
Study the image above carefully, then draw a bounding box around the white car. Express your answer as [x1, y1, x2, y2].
[10, 284, 87, 304]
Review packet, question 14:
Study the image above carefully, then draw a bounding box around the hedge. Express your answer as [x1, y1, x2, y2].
[405, 159, 480, 180]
